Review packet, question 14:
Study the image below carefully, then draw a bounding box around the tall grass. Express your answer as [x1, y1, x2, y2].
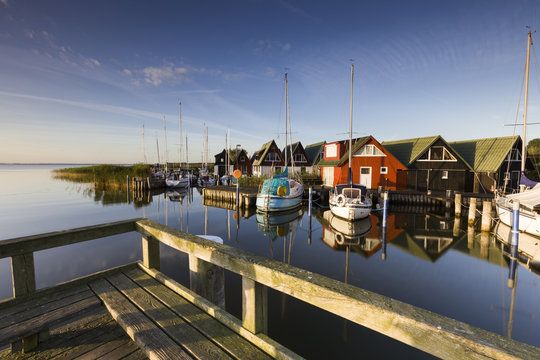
[53, 164, 151, 190]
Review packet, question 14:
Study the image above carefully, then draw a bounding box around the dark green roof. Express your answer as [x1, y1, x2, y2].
[318, 136, 370, 167]
[449, 136, 519, 172]
[381, 136, 440, 166]
[252, 140, 276, 166]
[304, 141, 326, 165]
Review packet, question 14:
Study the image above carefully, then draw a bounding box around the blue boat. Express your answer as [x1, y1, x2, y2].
[256, 167, 303, 212]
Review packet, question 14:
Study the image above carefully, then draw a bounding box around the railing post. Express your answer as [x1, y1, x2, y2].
[242, 277, 268, 334]
[142, 235, 160, 270]
[189, 255, 225, 309]
[11, 252, 38, 352]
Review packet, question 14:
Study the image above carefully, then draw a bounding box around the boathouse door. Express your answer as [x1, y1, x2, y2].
[360, 167, 371, 189]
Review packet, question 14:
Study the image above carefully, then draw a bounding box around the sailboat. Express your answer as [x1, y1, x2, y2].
[495, 30, 540, 236]
[256, 73, 304, 212]
[166, 102, 190, 188]
[328, 63, 372, 220]
[198, 124, 216, 187]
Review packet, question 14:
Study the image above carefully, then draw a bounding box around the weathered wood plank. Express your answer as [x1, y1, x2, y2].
[136, 219, 540, 360]
[106, 271, 231, 360]
[142, 235, 160, 270]
[0, 262, 138, 311]
[0, 219, 141, 259]
[0, 296, 101, 346]
[124, 267, 271, 360]
[138, 264, 303, 360]
[89, 278, 192, 360]
[189, 255, 225, 309]
[70, 337, 129, 360]
[0, 286, 91, 326]
[11, 253, 36, 297]
[94, 338, 143, 360]
[242, 277, 267, 335]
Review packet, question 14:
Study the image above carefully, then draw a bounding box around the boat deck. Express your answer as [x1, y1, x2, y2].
[0, 264, 276, 360]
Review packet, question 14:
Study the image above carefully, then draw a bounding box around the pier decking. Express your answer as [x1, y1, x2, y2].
[1, 218, 540, 359]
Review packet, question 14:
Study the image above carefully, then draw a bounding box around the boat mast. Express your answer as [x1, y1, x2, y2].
[164, 115, 168, 173]
[155, 133, 160, 167]
[522, 30, 532, 175]
[179, 101, 183, 169]
[285, 73, 288, 167]
[348, 63, 354, 185]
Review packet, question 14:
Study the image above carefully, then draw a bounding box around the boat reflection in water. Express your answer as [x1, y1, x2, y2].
[256, 208, 303, 240]
[493, 220, 540, 271]
[166, 189, 188, 203]
[321, 210, 374, 250]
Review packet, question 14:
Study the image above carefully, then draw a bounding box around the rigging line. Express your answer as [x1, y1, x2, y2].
[504, 49, 527, 193]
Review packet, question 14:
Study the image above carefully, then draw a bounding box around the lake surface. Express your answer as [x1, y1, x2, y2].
[1, 164, 539, 359]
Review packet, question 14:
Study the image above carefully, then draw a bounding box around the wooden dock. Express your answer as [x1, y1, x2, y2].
[1, 218, 540, 359]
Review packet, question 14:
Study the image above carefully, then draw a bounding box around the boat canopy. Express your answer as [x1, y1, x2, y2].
[520, 172, 539, 188]
[261, 177, 290, 196]
[506, 184, 540, 211]
[335, 184, 367, 197]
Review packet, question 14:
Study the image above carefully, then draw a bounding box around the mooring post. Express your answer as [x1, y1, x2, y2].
[382, 192, 388, 228]
[455, 193, 462, 217]
[308, 186, 313, 217]
[453, 216, 461, 237]
[480, 232, 489, 260]
[481, 201, 492, 232]
[236, 181, 240, 209]
[467, 226, 475, 249]
[511, 201, 520, 248]
[126, 175, 130, 193]
[468, 197, 477, 225]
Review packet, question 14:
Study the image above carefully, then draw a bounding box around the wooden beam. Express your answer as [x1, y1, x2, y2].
[189, 255, 225, 309]
[242, 277, 267, 334]
[142, 235, 160, 270]
[135, 219, 540, 360]
[11, 253, 35, 298]
[0, 219, 141, 259]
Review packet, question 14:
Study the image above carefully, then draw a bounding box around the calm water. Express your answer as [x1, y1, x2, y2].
[1, 164, 539, 359]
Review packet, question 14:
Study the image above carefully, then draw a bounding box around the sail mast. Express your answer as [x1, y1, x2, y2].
[285, 73, 288, 166]
[164, 116, 168, 173]
[522, 30, 532, 175]
[348, 63, 354, 185]
[179, 101, 183, 169]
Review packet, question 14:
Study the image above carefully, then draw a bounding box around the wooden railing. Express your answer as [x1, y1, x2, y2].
[2, 218, 540, 359]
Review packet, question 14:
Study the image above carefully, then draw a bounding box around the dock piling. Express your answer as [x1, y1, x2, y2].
[481, 201, 492, 232]
[455, 193, 462, 217]
[468, 197, 477, 225]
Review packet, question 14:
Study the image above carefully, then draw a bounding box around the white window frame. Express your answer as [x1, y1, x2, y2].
[355, 144, 386, 157]
[442, 170, 448, 179]
[380, 166, 388, 174]
[418, 146, 457, 162]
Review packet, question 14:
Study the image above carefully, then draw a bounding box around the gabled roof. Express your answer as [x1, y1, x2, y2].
[304, 141, 326, 165]
[252, 140, 277, 166]
[449, 136, 519, 172]
[381, 136, 440, 167]
[282, 141, 300, 162]
[318, 136, 370, 166]
[382, 135, 472, 170]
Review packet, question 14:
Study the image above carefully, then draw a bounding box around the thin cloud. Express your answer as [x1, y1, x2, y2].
[142, 64, 188, 86]
[1, 0, 8, 7]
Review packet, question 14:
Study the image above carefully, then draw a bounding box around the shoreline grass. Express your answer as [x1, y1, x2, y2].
[53, 164, 151, 190]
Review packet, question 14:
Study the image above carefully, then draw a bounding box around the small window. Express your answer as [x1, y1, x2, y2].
[240, 156, 245, 161]
[442, 170, 448, 179]
[380, 167, 388, 174]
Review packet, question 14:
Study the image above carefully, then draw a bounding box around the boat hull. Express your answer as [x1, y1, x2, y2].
[329, 203, 371, 220]
[496, 201, 540, 236]
[256, 194, 302, 212]
[166, 178, 190, 188]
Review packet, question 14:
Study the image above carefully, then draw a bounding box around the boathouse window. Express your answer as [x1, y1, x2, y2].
[267, 152, 280, 161]
[442, 170, 448, 179]
[240, 156, 245, 162]
[508, 149, 521, 161]
[294, 154, 306, 162]
[380, 167, 388, 174]
[418, 146, 456, 161]
[356, 144, 385, 156]
[326, 144, 338, 158]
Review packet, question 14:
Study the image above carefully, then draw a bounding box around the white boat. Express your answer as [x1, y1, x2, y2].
[495, 30, 540, 236]
[166, 173, 190, 188]
[256, 73, 304, 212]
[329, 63, 372, 220]
[493, 220, 540, 266]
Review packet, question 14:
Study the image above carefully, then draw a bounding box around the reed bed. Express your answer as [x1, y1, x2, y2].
[53, 164, 151, 190]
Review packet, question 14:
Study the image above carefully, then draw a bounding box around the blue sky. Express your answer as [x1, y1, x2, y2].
[1, 0, 540, 163]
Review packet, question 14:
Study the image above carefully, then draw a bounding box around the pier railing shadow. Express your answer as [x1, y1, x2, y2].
[1, 218, 540, 359]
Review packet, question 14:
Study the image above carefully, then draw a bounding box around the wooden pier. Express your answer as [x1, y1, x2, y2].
[1, 218, 540, 359]
[202, 186, 258, 208]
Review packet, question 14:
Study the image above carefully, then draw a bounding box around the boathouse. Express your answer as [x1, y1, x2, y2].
[304, 141, 326, 175]
[449, 135, 534, 193]
[251, 140, 285, 177]
[382, 135, 473, 192]
[282, 141, 313, 174]
[214, 147, 252, 177]
[318, 136, 407, 190]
